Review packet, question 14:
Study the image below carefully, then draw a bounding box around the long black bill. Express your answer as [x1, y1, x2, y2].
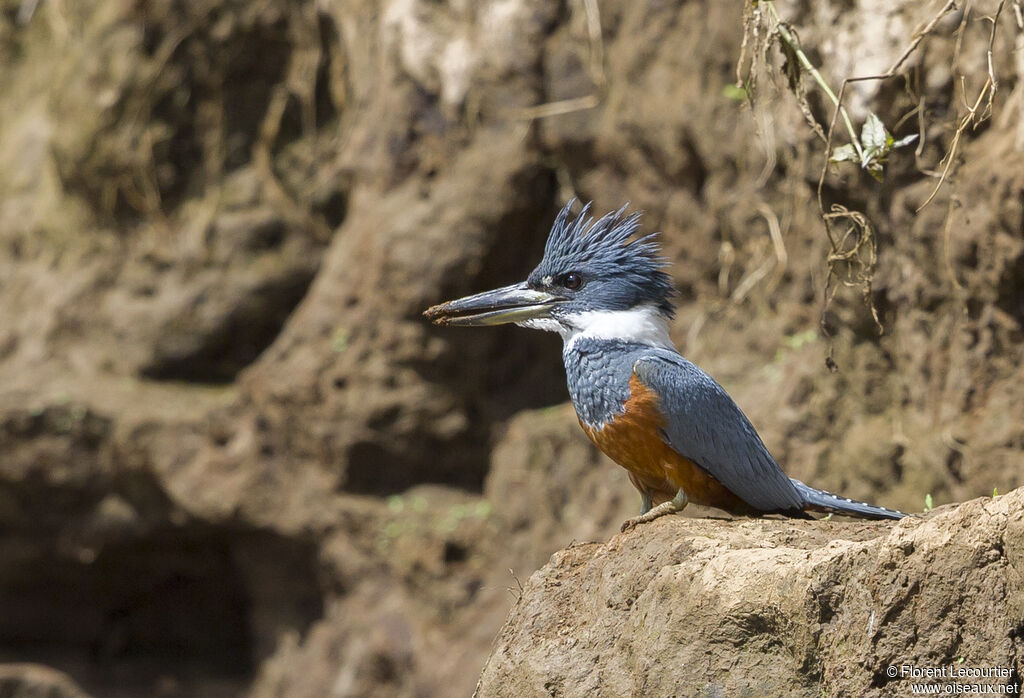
[424, 281, 563, 326]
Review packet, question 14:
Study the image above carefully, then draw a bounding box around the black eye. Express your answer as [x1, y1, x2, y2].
[560, 272, 584, 290]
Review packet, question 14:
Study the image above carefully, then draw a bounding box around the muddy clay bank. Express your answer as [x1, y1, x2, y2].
[477, 488, 1024, 698]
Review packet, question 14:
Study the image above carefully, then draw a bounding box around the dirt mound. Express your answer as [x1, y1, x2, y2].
[0, 0, 1021, 695]
[478, 489, 1024, 697]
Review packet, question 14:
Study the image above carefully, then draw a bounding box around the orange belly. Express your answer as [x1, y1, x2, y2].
[580, 375, 750, 513]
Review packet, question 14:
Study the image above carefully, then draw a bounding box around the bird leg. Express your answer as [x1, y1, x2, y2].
[640, 491, 653, 514]
[621, 488, 688, 532]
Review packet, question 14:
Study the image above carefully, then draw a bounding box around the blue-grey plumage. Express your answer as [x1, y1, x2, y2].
[425, 200, 906, 525]
[529, 202, 676, 319]
[631, 348, 807, 513]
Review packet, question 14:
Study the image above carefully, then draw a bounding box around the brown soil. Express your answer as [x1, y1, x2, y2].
[478, 489, 1024, 698]
[0, 0, 1020, 696]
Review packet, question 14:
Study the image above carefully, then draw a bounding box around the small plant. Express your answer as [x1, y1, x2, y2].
[924, 493, 934, 513]
[330, 327, 350, 353]
[738, 1, 1007, 361]
[829, 113, 918, 182]
[760, 1, 916, 183]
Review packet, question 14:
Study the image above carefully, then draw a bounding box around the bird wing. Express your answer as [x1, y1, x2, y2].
[632, 350, 804, 512]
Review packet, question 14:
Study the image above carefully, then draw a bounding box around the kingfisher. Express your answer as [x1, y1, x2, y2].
[425, 201, 905, 528]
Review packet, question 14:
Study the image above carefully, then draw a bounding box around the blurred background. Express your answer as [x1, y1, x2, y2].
[0, 0, 1020, 696]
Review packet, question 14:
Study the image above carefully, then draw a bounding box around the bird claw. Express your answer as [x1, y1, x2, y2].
[620, 517, 642, 533]
[620, 489, 689, 532]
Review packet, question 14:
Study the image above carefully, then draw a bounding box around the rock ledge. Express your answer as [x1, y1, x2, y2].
[477, 490, 1024, 697]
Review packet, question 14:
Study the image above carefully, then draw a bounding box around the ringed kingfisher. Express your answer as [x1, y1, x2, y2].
[425, 201, 905, 528]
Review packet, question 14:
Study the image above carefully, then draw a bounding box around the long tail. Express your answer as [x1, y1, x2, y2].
[791, 479, 906, 520]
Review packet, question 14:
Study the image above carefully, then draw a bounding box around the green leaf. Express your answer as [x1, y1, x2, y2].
[861, 112, 888, 152]
[858, 112, 891, 175]
[723, 83, 748, 101]
[331, 327, 350, 353]
[830, 143, 859, 163]
[891, 133, 918, 149]
[924, 493, 934, 512]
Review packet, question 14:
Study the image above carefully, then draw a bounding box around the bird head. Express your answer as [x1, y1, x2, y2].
[424, 201, 676, 346]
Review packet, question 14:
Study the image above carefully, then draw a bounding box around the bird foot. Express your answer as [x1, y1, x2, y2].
[620, 489, 688, 532]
